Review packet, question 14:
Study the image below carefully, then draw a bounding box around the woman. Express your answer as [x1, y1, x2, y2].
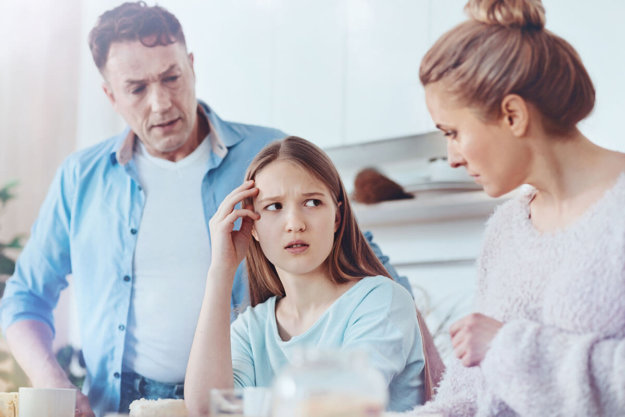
[185, 136, 425, 415]
[412, 0, 625, 416]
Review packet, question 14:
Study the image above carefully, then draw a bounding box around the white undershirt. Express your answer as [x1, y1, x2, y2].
[123, 136, 211, 383]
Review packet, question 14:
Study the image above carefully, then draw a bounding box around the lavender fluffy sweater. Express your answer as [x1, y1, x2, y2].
[408, 175, 625, 417]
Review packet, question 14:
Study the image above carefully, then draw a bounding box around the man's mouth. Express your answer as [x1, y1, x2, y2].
[152, 117, 180, 129]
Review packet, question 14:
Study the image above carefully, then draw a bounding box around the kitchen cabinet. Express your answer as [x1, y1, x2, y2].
[343, 0, 431, 144]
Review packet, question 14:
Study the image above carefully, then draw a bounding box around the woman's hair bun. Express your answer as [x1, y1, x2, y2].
[465, 0, 545, 29]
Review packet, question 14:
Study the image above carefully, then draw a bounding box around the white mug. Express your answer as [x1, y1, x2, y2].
[18, 387, 76, 417]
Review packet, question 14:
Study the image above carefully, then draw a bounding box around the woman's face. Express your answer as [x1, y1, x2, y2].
[252, 160, 340, 280]
[424, 82, 531, 197]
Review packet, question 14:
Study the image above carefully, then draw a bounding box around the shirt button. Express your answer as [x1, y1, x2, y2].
[118, 324, 125, 331]
[114, 372, 120, 379]
[138, 185, 143, 191]
[123, 275, 131, 282]
[130, 228, 138, 235]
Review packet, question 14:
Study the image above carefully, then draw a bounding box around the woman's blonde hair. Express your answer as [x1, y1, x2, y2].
[420, 0, 595, 135]
[244, 136, 390, 306]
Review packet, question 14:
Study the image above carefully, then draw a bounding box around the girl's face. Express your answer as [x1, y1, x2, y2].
[424, 82, 531, 197]
[252, 160, 340, 280]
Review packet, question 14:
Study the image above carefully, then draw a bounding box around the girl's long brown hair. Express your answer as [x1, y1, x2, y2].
[419, 0, 595, 135]
[244, 136, 390, 307]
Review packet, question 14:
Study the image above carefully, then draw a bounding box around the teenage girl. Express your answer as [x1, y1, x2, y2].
[185, 136, 425, 415]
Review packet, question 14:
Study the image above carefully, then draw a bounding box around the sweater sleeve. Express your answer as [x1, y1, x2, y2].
[408, 357, 479, 417]
[481, 318, 625, 416]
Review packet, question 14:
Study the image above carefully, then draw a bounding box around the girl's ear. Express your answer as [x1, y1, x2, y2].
[334, 202, 343, 233]
[251, 226, 259, 241]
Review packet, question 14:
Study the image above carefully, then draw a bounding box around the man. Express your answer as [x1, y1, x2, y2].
[0, 3, 410, 417]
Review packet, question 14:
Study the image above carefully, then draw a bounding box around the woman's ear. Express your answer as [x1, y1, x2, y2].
[500, 94, 530, 137]
[334, 202, 343, 233]
[251, 226, 259, 242]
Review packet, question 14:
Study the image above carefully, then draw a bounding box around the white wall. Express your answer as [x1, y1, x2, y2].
[74, 0, 625, 151]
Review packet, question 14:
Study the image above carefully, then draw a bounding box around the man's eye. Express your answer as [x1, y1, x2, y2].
[164, 75, 179, 83]
[131, 86, 146, 95]
[304, 199, 321, 207]
[265, 203, 282, 211]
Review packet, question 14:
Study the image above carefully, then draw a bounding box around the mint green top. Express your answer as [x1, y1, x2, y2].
[230, 275, 424, 412]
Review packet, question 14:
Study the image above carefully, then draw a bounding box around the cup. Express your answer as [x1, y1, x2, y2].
[210, 388, 271, 417]
[18, 387, 76, 417]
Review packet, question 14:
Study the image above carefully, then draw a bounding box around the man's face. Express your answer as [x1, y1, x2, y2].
[102, 40, 199, 161]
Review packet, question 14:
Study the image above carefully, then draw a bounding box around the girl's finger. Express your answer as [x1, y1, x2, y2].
[214, 185, 259, 219]
[219, 209, 260, 230]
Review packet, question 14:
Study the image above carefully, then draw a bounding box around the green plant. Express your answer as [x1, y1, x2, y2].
[0, 180, 30, 390]
[56, 345, 86, 389]
[0, 180, 24, 297]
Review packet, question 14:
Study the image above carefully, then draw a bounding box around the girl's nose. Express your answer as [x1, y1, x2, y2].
[285, 209, 306, 232]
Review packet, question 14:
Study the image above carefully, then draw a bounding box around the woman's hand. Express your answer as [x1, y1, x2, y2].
[449, 313, 503, 367]
[208, 180, 260, 274]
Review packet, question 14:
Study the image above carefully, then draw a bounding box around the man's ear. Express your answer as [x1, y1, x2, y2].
[334, 202, 343, 233]
[188, 52, 195, 77]
[500, 94, 530, 137]
[102, 81, 116, 108]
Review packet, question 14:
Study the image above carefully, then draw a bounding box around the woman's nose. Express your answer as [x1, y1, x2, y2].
[447, 140, 465, 168]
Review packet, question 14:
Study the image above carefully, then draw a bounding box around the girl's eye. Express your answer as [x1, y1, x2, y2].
[304, 199, 322, 207]
[265, 202, 282, 211]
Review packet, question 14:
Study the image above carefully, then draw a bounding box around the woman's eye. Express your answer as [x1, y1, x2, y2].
[443, 130, 457, 139]
[265, 203, 282, 211]
[304, 199, 322, 207]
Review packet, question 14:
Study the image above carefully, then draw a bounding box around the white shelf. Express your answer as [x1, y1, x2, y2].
[352, 189, 511, 227]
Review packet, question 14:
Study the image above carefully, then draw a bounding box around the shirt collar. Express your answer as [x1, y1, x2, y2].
[110, 102, 230, 166]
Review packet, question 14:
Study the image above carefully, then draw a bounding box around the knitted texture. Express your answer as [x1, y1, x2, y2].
[410, 174, 625, 417]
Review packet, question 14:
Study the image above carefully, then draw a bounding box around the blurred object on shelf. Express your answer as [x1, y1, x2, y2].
[353, 168, 414, 204]
[428, 156, 473, 183]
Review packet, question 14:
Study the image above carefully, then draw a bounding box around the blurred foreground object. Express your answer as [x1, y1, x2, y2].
[353, 168, 414, 204]
[129, 398, 187, 417]
[0, 392, 18, 417]
[272, 349, 387, 417]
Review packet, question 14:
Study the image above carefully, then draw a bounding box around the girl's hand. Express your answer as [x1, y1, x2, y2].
[208, 180, 260, 274]
[449, 313, 503, 367]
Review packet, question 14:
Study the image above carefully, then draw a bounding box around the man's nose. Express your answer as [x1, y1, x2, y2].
[148, 85, 172, 113]
[447, 140, 465, 168]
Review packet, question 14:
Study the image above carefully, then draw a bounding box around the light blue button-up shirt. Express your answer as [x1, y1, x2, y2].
[0, 102, 286, 417]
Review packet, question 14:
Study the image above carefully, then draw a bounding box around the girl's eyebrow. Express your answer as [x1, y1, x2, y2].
[256, 191, 326, 205]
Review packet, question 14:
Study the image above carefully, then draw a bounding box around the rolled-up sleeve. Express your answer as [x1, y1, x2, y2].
[1, 161, 75, 335]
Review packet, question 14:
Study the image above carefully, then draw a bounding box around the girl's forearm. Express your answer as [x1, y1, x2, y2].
[185, 266, 237, 416]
